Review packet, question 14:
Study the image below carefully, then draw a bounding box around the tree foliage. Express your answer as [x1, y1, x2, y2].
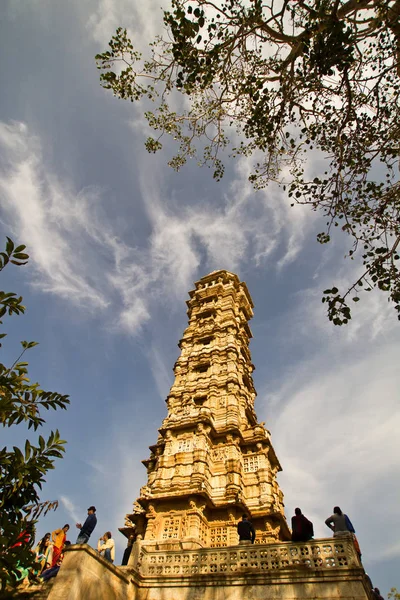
[0, 238, 70, 591]
[389, 589, 400, 600]
[96, 0, 400, 324]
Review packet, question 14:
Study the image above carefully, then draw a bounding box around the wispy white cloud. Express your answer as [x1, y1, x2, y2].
[0, 121, 315, 337]
[86, 0, 316, 288]
[0, 121, 152, 333]
[0, 122, 106, 306]
[135, 154, 315, 302]
[232, 156, 315, 271]
[60, 495, 81, 524]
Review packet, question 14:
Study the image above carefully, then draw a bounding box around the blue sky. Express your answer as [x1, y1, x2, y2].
[1, 0, 399, 593]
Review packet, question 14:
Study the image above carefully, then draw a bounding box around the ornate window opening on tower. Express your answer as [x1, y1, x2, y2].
[200, 295, 217, 305]
[194, 395, 207, 406]
[194, 363, 210, 374]
[243, 454, 260, 473]
[210, 526, 228, 547]
[199, 336, 213, 346]
[177, 439, 192, 453]
[199, 518, 208, 546]
[161, 516, 181, 540]
[246, 408, 257, 426]
[197, 309, 216, 320]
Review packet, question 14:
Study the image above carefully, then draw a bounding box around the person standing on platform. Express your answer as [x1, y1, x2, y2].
[122, 534, 136, 565]
[237, 514, 255, 544]
[325, 505, 362, 560]
[325, 506, 355, 537]
[51, 524, 69, 567]
[291, 508, 314, 542]
[76, 506, 97, 544]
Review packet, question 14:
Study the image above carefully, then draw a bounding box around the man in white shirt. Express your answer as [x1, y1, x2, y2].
[97, 531, 115, 564]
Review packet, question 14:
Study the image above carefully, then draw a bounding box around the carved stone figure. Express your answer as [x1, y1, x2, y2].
[132, 501, 145, 514]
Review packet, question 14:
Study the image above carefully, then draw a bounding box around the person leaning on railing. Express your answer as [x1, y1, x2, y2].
[325, 506, 354, 538]
[325, 506, 362, 561]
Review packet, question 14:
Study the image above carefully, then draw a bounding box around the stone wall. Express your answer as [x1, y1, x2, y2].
[44, 537, 373, 600]
[45, 545, 133, 600]
[133, 537, 373, 600]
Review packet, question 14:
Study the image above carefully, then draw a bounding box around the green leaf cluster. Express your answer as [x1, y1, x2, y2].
[0, 240, 70, 591]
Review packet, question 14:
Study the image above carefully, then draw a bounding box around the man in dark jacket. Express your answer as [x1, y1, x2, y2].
[237, 514, 256, 544]
[291, 507, 314, 542]
[76, 506, 97, 544]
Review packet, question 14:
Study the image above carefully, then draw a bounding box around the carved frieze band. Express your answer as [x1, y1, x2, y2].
[139, 540, 358, 577]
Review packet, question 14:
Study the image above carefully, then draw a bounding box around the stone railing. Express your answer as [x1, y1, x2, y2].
[138, 537, 359, 578]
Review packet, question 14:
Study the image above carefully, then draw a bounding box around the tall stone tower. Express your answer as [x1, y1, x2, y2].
[49, 271, 368, 600]
[122, 270, 290, 548]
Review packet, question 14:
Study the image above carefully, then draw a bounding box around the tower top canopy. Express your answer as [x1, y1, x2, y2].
[190, 270, 254, 309]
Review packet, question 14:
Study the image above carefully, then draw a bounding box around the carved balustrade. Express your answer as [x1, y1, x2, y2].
[138, 537, 360, 578]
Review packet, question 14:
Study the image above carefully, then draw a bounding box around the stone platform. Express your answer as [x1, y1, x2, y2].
[45, 537, 374, 600]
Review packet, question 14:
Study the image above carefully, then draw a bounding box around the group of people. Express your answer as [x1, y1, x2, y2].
[237, 507, 362, 565]
[17, 504, 114, 588]
[33, 523, 70, 580]
[290, 506, 358, 543]
[237, 508, 385, 599]
[24, 503, 385, 597]
[236, 506, 357, 546]
[291, 506, 362, 562]
[10, 523, 71, 586]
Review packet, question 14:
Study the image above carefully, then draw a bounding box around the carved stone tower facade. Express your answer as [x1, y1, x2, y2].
[122, 270, 290, 549]
[48, 270, 369, 600]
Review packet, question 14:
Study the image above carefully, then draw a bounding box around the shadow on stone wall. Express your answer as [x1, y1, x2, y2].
[46, 544, 134, 600]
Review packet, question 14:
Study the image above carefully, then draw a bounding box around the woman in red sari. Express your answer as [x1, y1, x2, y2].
[51, 524, 69, 567]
